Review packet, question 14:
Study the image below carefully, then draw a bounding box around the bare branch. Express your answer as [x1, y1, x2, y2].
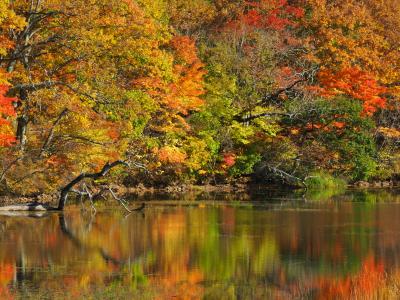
[259, 79, 305, 106]
[58, 160, 129, 210]
[8, 80, 61, 94]
[40, 108, 69, 157]
[234, 112, 294, 123]
[108, 187, 132, 213]
[268, 165, 306, 187]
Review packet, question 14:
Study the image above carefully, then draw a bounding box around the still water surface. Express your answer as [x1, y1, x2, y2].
[1, 190, 400, 299]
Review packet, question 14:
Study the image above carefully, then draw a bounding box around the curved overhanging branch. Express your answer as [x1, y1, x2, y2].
[0, 160, 132, 212]
[58, 160, 129, 210]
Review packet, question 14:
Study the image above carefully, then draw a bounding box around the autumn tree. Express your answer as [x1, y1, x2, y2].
[0, 0, 24, 148]
[0, 0, 400, 193]
[302, 0, 400, 180]
[0, 0, 207, 194]
[182, 0, 311, 182]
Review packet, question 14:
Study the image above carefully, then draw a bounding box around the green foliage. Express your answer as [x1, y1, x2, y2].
[283, 97, 379, 181]
[229, 152, 262, 177]
[305, 172, 347, 190]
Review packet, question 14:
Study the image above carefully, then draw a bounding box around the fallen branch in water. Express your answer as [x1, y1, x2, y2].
[267, 165, 306, 187]
[0, 202, 56, 211]
[107, 187, 145, 213]
[0, 160, 143, 212]
[58, 160, 129, 210]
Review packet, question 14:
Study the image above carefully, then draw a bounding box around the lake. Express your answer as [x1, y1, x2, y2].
[1, 190, 400, 299]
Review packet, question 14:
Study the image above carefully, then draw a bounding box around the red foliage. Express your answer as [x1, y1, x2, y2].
[0, 263, 14, 286]
[312, 67, 387, 116]
[223, 152, 236, 168]
[0, 85, 16, 147]
[227, 0, 305, 32]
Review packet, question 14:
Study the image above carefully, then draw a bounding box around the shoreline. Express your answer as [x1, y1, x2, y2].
[0, 180, 399, 207]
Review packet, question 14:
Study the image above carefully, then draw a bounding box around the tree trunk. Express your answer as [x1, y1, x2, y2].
[16, 115, 28, 150]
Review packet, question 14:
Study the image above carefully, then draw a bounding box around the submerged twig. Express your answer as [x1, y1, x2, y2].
[108, 187, 132, 213]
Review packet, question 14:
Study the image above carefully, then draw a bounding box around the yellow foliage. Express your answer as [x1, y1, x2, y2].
[378, 127, 400, 139]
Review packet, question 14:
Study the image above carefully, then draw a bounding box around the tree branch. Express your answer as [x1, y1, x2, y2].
[39, 108, 69, 157]
[268, 165, 306, 187]
[234, 112, 294, 123]
[234, 79, 305, 122]
[58, 160, 129, 210]
[8, 80, 61, 94]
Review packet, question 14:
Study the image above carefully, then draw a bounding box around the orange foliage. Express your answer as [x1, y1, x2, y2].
[166, 36, 206, 115]
[313, 67, 386, 116]
[157, 146, 187, 164]
[134, 36, 206, 121]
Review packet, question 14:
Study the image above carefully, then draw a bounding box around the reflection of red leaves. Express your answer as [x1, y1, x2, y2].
[0, 286, 14, 300]
[0, 263, 14, 285]
[315, 255, 384, 299]
[45, 233, 58, 247]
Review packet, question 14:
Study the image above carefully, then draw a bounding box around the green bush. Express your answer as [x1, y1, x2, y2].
[305, 172, 347, 190]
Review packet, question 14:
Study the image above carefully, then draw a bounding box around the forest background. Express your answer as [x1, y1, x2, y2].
[0, 0, 399, 196]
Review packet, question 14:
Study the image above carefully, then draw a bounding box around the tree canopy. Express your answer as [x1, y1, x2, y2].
[0, 0, 399, 194]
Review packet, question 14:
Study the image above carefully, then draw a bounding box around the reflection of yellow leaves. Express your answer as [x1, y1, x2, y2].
[79, 274, 90, 287]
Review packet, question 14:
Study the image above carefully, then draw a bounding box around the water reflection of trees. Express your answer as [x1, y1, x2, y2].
[0, 200, 399, 298]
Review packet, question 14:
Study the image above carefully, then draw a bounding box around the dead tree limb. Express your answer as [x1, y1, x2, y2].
[82, 183, 96, 212]
[58, 160, 129, 210]
[0, 202, 54, 211]
[107, 187, 145, 213]
[0, 160, 144, 212]
[268, 165, 306, 187]
[108, 187, 132, 212]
